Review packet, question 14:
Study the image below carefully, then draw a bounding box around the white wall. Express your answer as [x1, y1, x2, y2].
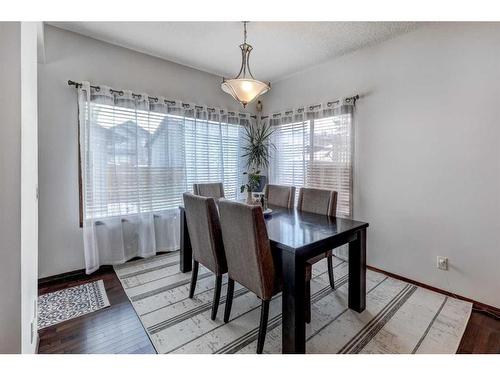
[21, 22, 39, 354]
[0, 22, 22, 354]
[0, 21, 38, 354]
[38, 25, 253, 278]
[264, 23, 500, 308]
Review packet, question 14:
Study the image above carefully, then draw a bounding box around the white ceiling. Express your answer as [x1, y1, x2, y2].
[48, 22, 421, 82]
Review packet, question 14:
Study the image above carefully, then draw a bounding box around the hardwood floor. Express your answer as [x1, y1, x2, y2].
[37, 268, 499, 354]
[38, 268, 155, 354]
[458, 310, 500, 354]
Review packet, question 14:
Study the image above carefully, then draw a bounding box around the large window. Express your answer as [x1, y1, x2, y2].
[80, 101, 242, 221]
[269, 112, 353, 217]
[77, 83, 250, 272]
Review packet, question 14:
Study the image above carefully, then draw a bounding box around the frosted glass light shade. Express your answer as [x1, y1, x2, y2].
[221, 78, 270, 107]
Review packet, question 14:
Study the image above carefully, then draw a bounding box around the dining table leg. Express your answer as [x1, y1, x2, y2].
[179, 206, 192, 273]
[348, 228, 366, 312]
[281, 251, 306, 354]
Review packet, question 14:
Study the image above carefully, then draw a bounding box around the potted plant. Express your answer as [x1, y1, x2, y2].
[241, 169, 262, 203]
[240, 122, 276, 203]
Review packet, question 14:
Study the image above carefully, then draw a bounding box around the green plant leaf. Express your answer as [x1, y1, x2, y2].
[241, 121, 276, 170]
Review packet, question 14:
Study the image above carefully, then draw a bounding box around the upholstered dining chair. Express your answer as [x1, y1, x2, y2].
[297, 187, 338, 323]
[183, 193, 227, 320]
[263, 184, 295, 208]
[218, 200, 280, 354]
[193, 182, 225, 200]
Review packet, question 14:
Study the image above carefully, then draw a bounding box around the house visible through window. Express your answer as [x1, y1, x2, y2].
[79, 101, 242, 222]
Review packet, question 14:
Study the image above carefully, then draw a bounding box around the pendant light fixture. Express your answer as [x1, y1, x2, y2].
[221, 21, 271, 108]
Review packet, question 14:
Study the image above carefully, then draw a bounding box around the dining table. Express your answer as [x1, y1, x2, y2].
[178, 203, 369, 354]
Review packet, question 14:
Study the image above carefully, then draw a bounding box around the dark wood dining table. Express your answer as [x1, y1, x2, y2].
[178, 203, 369, 354]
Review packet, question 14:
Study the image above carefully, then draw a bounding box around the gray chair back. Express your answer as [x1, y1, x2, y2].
[218, 200, 276, 300]
[263, 184, 295, 208]
[183, 193, 227, 275]
[193, 183, 225, 200]
[297, 187, 337, 217]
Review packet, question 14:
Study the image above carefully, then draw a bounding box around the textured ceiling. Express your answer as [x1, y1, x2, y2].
[48, 22, 421, 82]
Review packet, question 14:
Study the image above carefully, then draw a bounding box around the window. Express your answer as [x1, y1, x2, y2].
[79, 101, 242, 222]
[269, 113, 353, 217]
[269, 120, 310, 187]
[184, 118, 242, 201]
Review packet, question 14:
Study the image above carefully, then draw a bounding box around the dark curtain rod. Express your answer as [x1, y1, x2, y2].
[67, 80, 259, 119]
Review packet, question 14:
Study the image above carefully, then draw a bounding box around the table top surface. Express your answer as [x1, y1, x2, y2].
[181, 201, 368, 255]
[263, 205, 368, 254]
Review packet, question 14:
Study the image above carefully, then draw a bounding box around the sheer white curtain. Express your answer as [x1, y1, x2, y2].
[268, 98, 355, 217]
[78, 82, 249, 273]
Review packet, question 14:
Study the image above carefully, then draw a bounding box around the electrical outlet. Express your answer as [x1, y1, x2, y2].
[437, 256, 448, 271]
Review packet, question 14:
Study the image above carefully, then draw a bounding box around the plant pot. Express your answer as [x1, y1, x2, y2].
[246, 190, 253, 204]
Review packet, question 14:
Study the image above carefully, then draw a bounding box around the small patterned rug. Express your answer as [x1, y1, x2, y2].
[38, 280, 110, 329]
[114, 252, 472, 354]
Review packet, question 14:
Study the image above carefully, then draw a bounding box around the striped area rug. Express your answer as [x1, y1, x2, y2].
[114, 252, 472, 354]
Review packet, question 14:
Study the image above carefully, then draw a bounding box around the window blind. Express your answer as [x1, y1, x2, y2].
[270, 113, 353, 217]
[184, 118, 242, 200]
[82, 102, 242, 220]
[308, 115, 352, 217]
[269, 120, 310, 187]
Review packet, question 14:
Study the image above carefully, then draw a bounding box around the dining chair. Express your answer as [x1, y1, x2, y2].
[297, 187, 338, 323]
[263, 184, 295, 208]
[217, 200, 280, 354]
[183, 193, 227, 320]
[193, 182, 225, 200]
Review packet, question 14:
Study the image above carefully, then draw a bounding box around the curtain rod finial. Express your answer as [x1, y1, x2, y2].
[68, 80, 80, 88]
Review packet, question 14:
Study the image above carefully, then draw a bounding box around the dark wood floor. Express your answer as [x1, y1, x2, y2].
[38, 268, 155, 354]
[457, 309, 500, 354]
[37, 268, 500, 354]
